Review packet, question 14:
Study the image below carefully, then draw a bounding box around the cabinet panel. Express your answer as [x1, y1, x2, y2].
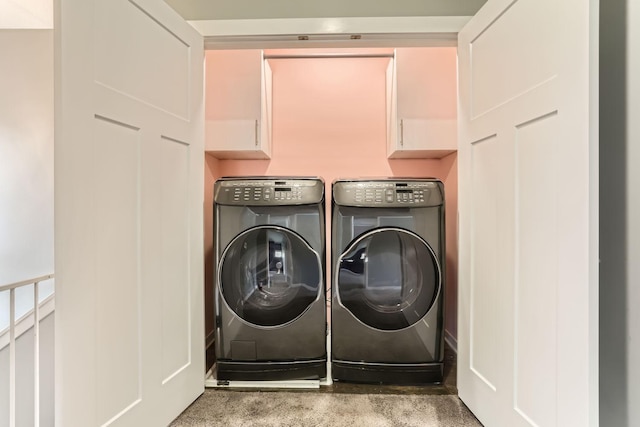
[390, 118, 457, 159]
[388, 47, 458, 158]
[205, 50, 271, 159]
[205, 119, 269, 159]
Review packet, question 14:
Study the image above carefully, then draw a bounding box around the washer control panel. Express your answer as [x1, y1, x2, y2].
[332, 179, 443, 207]
[214, 178, 324, 206]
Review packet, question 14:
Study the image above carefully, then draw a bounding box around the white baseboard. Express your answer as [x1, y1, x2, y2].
[444, 329, 457, 353]
[0, 294, 55, 350]
[205, 367, 320, 389]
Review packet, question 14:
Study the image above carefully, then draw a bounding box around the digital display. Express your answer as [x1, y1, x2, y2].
[274, 181, 287, 185]
[396, 189, 413, 194]
[395, 183, 408, 187]
[274, 187, 292, 192]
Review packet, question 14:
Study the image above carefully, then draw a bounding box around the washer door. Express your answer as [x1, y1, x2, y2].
[219, 225, 322, 327]
[336, 227, 441, 331]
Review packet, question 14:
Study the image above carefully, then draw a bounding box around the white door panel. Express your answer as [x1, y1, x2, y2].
[458, 0, 597, 426]
[55, 0, 204, 425]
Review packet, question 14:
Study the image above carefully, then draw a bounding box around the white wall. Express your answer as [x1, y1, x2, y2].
[0, 0, 53, 29]
[0, 29, 55, 324]
[600, 0, 640, 425]
[0, 28, 55, 427]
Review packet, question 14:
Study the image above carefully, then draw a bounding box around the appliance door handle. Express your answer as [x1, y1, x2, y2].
[255, 119, 259, 147]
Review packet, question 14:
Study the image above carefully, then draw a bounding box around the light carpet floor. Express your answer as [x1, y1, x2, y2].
[170, 390, 483, 427]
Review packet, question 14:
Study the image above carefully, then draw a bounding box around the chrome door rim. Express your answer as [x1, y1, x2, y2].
[334, 226, 442, 332]
[217, 224, 324, 329]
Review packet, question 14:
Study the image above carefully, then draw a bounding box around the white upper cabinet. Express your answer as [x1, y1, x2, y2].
[387, 47, 458, 158]
[205, 49, 272, 159]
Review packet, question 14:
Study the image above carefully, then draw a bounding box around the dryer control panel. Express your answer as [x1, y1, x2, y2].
[332, 179, 443, 208]
[214, 177, 324, 206]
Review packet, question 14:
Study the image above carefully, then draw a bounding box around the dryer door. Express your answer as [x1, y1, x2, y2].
[336, 227, 441, 331]
[219, 225, 322, 327]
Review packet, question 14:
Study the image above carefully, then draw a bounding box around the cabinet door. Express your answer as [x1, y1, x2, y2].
[388, 47, 458, 159]
[457, 0, 598, 425]
[55, 0, 204, 425]
[205, 50, 272, 159]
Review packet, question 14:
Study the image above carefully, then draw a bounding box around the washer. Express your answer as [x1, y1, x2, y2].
[331, 178, 445, 384]
[214, 177, 326, 381]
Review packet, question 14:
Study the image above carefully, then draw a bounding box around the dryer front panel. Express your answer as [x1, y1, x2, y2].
[219, 225, 322, 328]
[336, 227, 441, 331]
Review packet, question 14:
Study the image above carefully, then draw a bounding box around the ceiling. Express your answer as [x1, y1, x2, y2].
[164, 0, 486, 21]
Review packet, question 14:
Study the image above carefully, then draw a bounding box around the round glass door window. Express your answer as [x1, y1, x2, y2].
[337, 227, 441, 331]
[219, 225, 322, 327]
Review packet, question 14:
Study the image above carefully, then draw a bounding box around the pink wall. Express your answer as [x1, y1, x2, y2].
[205, 53, 458, 346]
[217, 56, 443, 181]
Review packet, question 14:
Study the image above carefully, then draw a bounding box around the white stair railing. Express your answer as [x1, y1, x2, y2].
[0, 273, 54, 427]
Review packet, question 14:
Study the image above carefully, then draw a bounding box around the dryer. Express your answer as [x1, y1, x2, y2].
[214, 177, 326, 381]
[331, 178, 445, 384]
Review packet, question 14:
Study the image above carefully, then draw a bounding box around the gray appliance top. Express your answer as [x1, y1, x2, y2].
[214, 176, 324, 206]
[332, 178, 444, 208]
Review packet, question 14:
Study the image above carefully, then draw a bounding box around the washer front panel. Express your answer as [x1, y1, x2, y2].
[215, 177, 324, 206]
[332, 179, 443, 208]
